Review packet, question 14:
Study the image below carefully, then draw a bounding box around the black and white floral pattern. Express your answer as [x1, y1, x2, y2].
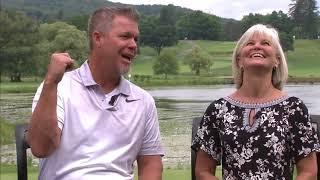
[192, 96, 320, 180]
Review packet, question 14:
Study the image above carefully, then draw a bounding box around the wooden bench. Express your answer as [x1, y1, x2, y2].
[191, 115, 320, 180]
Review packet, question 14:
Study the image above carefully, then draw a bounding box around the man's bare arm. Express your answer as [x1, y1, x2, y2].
[137, 155, 163, 180]
[27, 53, 74, 157]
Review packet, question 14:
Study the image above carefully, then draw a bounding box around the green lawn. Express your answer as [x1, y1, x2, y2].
[0, 81, 40, 93]
[287, 39, 320, 77]
[131, 39, 320, 79]
[195, 40, 235, 54]
[0, 164, 223, 180]
[0, 164, 38, 180]
[0, 164, 297, 179]
[132, 57, 155, 75]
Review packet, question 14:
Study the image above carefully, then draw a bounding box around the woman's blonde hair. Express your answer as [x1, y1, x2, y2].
[232, 24, 288, 90]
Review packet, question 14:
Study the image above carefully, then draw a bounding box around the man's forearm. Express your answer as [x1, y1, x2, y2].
[28, 82, 60, 157]
[138, 166, 162, 180]
[138, 155, 163, 180]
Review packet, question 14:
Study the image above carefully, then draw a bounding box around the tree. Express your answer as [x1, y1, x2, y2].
[159, 4, 176, 26]
[241, 12, 295, 51]
[67, 14, 90, 31]
[139, 15, 157, 46]
[151, 25, 178, 54]
[153, 48, 179, 79]
[240, 13, 265, 32]
[265, 11, 295, 51]
[34, 22, 88, 77]
[139, 5, 178, 54]
[220, 19, 242, 41]
[289, 0, 319, 39]
[0, 10, 39, 82]
[185, 45, 212, 76]
[177, 11, 222, 40]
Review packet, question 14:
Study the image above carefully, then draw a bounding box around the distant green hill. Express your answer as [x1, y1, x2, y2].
[1, 0, 192, 21]
[2, 0, 115, 20]
[132, 39, 320, 79]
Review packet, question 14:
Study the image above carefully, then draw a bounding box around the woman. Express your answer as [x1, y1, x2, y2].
[191, 24, 319, 180]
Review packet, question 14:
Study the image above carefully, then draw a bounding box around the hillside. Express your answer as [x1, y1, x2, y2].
[132, 39, 320, 79]
[1, 0, 193, 21]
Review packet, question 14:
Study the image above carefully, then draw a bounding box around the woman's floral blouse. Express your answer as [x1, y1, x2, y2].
[192, 96, 320, 180]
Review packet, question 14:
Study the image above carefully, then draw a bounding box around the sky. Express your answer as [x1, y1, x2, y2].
[108, 0, 320, 20]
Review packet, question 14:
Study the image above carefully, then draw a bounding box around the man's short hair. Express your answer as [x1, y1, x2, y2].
[87, 6, 139, 50]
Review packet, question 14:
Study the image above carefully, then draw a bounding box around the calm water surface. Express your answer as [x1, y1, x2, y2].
[148, 84, 320, 133]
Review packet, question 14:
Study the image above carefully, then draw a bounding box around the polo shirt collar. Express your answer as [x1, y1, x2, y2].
[79, 60, 140, 101]
[79, 60, 96, 86]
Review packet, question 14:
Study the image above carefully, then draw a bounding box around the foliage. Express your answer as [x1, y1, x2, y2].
[1, 0, 191, 22]
[159, 4, 177, 25]
[34, 21, 88, 76]
[279, 32, 294, 52]
[0, 10, 39, 82]
[220, 19, 242, 41]
[177, 11, 222, 40]
[185, 45, 213, 75]
[266, 11, 295, 51]
[289, 0, 319, 39]
[152, 49, 179, 79]
[139, 5, 178, 54]
[241, 11, 295, 51]
[2, 0, 114, 21]
[66, 14, 90, 32]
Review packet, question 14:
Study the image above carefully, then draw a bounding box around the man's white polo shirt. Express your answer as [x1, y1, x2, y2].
[32, 61, 164, 180]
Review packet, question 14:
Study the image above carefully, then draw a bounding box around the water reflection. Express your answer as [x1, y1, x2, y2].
[150, 84, 320, 115]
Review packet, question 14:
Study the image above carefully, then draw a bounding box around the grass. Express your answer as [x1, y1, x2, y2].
[0, 164, 38, 180]
[0, 164, 223, 180]
[0, 118, 15, 145]
[0, 81, 40, 93]
[132, 57, 155, 75]
[287, 39, 320, 77]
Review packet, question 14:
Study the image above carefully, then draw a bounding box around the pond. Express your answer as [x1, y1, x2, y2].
[1, 84, 319, 167]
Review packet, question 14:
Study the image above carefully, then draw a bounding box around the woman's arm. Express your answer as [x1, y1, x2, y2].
[195, 149, 219, 180]
[296, 152, 318, 180]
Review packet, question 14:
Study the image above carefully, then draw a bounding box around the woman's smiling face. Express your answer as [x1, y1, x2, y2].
[237, 33, 279, 71]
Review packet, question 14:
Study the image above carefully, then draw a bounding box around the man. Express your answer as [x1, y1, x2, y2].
[27, 6, 164, 180]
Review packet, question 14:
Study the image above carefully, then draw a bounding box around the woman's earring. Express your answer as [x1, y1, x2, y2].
[273, 66, 277, 71]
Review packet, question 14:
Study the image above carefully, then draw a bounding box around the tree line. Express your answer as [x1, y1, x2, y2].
[0, 0, 319, 81]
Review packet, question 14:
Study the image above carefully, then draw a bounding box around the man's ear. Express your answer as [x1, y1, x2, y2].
[92, 31, 103, 48]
